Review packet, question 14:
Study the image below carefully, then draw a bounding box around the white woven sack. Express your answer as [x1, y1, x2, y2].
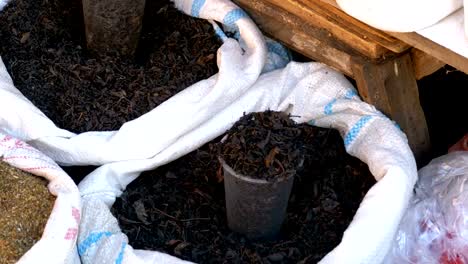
[0, 133, 81, 264]
[0, 0, 417, 263]
[337, 0, 463, 32]
[0, 0, 8, 11]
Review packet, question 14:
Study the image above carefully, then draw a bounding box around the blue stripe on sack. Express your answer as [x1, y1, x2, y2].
[324, 98, 337, 115]
[191, 0, 206, 17]
[344, 115, 373, 147]
[344, 90, 358, 99]
[78, 231, 112, 256]
[307, 119, 316, 126]
[212, 23, 228, 41]
[115, 242, 127, 264]
[266, 41, 290, 60]
[234, 31, 241, 39]
[223, 9, 249, 27]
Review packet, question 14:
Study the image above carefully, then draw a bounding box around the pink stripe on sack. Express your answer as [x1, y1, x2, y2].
[72, 207, 81, 223]
[14, 139, 27, 148]
[0, 135, 12, 142]
[22, 166, 57, 172]
[64, 228, 78, 240]
[2, 155, 30, 160]
[0, 142, 35, 151]
[3, 155, 59, 166]
[0, 136, 34, 150]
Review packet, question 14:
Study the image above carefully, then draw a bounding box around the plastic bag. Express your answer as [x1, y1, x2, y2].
[0, 133, 81, 264]
[384, 151, 468, 264]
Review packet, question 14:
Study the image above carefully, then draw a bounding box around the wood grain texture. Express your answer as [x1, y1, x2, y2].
[253, 0, 410, 56]
[352, 53, 431, 159]
[411, 48, 445, 80]
[235, 0, 354, 76]
[388, 32, 468, 74]
[321, 0, 468, 75]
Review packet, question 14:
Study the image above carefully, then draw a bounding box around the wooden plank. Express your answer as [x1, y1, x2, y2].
[322, 0, 466, 76]
[411, 49, 445, 80]
[248, 0, 410, 57]
[313, 0, 411, 54]
[235, 0, 354, 76]
[235, 0, 379, 60]
[387, 32, 468, 74]
[352, 53, 431, 159]
[319, 0, 339, 8]
[260, 0, 386, 59]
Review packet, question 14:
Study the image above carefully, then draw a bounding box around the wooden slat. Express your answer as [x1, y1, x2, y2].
[319, 0, 339, 8]
[314, 0, 411, 54]
[259, 0, 384, 59]
[410, 49, 445, 80]
[388, 32, 468, 75]
[251, 0, 410, 57]
[234, 0, 378, 60]
[235, 0, 354, 76]
[321, 0, 467, 76]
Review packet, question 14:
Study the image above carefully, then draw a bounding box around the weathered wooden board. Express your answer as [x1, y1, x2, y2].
[411, 49, 445, 80]
[235, 0, 410, 59]
[388, 32, 468, 75]
[319, 0, 467, 75]
[235, 0, 354, 76]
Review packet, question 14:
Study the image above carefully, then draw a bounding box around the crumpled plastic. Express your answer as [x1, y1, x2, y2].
[385, 151, 468, 264]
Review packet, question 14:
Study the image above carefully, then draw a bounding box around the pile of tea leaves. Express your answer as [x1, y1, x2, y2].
[0, 0, 220, 133]
[0, 161, 55, 264]
[112, 111, 377, 263]
[219, 111, 306, 181]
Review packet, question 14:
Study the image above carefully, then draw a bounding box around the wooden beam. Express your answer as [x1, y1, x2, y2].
[319, 0, 340, 8]
[235, 0, 354, 76]
[321, 0, 465, 77]
[352, 53, 431, 159]
[237, 0, 410, 58]
[387, 32, 468, 75]
[410, 48, 445, 80]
